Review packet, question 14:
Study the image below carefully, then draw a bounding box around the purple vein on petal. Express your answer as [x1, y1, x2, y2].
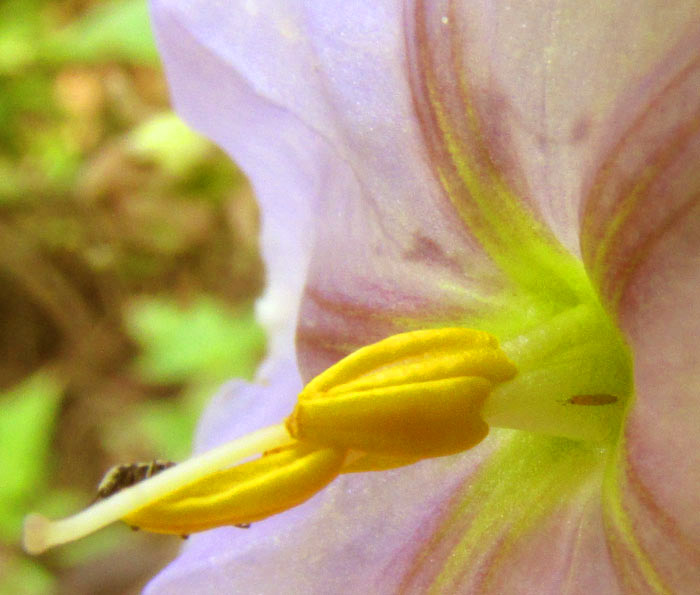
[396, 433, 607, 593]
[602, 430, 700, 594]
[296, 285, 481, 379]
[403, 0, 584, 304]
[602, 438, 670, 594]
[581, 30, 700, 310]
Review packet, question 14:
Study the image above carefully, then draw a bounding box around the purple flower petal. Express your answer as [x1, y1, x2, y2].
[151, 1, 509, 378]
[147, 1, 700, 592]
[402, 474, 620, 594]
[295, 1, 700, 378]
[151, 2, 332, 360]
[191, 358, 302, 454]
[145, 358, 498, 594]
[580, 33, 700, 587]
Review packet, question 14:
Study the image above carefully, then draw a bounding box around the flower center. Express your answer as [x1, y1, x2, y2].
[23, 304, 631, 553]
[484, 302, 632, 442]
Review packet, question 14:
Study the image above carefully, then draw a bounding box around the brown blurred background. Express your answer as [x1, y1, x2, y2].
[0, 1, 266, 592]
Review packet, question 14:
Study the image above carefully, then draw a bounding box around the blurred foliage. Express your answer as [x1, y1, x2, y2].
[0, 1, 265, 593]
[125, 297, 265, 459]
[40, 0, 159, 65]
[0, 372, 63, 541]
[128, 297, 264, 385]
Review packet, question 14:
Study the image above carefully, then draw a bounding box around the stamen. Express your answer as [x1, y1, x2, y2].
[302, 328, 502, 394]
[287, 328, 516, 458]
[289, 376, 493, 457]
[123, 443, 345, 534]
[24, 309, 631, 552]
[482, 304, 631, 441]
[23, 424, 292, 554]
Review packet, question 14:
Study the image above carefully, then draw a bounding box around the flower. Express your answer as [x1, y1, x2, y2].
[144, 1, 700, 591]
[140, 2, 700, 591]
[24, 1, 700, 592]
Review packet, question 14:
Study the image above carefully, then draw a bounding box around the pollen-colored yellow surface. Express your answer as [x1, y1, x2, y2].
[123, 443, 344, 534]
[288, 328, 517, 458]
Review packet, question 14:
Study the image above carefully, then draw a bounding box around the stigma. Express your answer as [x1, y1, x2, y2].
[24, 327, 520, 553]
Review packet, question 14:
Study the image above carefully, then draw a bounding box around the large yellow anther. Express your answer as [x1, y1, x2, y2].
[287, 328, 517, 459]
[23, 328, 519, 553]
[123, 443, 345, 535]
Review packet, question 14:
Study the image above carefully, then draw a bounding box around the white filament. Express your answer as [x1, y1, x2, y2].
[23, 424, 292, 554]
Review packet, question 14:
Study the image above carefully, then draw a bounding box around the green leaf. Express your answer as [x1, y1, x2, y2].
[0, 1, 42, 73]
[0, 371, 63, 541]
[126, 296, 266, 384]
[40, 0, 158, 65]
[132, 396, 199, 460]
[0, 555, 56, 595]
[125, 297, 266, 457]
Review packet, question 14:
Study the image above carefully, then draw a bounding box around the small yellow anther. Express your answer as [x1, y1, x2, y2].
[123, 443, 346, 535]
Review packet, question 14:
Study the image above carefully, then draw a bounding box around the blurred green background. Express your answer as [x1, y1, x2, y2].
[0, 1, 265, 592]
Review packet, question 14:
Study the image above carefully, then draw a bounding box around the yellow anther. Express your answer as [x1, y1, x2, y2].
[302, 328, 507, 394]
[23, 327, 519, 553]
[123, 443, 346, 535]
[289, 376, 493, 457]
[287, 328, 517, 459]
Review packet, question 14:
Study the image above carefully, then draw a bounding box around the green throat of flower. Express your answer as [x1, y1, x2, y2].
[23, 302, 631, 554]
